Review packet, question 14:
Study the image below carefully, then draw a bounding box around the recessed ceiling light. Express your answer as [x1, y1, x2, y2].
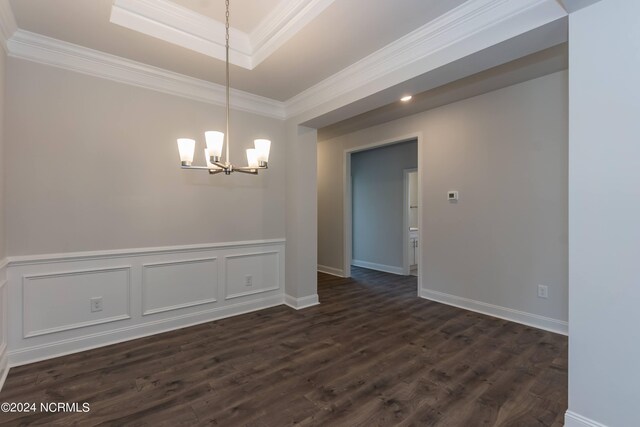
[400, 95, 413, 102]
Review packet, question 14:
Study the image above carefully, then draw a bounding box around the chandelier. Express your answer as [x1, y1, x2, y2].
[176, 0, 271, 175]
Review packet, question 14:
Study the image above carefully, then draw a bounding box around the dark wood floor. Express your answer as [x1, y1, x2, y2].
[0, 267, 567, 426]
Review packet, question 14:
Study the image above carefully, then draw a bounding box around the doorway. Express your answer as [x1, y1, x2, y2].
[343, 135, 421, 291]
[404, 168, 419, 276]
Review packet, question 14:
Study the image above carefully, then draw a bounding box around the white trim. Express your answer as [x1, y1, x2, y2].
[419, 288, 568, 335]
[110, 0, 252, 69]
[6, 238, 286, 267]
[22, 266, 132, 338]
[110, 0, 335, 70]
[284, 0, 567, 118]
[7, 294, 284, 367]
[141, 257, 218, 316]
[284, 294, 319, 310]
[223, 251, 281, 300]
[564, 411, 608, 427]
[6, 30, 286, 120]
[317, 264, 345, 277]
[249, 0, 335, 67]
[351, 260, 405, 276]
[0, 0, 16, 52]
[5, 240, 286, 369]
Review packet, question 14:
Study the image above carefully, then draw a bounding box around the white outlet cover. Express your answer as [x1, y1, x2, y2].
[90, 297, 103, 312]
[537, 285, 548, 299]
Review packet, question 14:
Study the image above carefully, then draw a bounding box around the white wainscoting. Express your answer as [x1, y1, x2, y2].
[142, 257, 217, 315]
[5, 239, 285, 368]
[0, 259, 8, 390]
[225, 251, 280, 300]
[23, 266, 131, 338]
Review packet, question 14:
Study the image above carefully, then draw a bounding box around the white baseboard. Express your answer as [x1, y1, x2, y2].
[419, 288, 568, 335]
[317, 264, 345, 277]
[351, 259, 404, 275]
[8, 295, 284, 367]
[284, 294, 319, 310]
[564, 411, 608, 427]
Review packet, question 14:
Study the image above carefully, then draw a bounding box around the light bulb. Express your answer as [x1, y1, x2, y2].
[246, 148, 259, 168]
[205, 131, 224, 159]
[177, 138, 195, 165]
[254, 139, 271, 163]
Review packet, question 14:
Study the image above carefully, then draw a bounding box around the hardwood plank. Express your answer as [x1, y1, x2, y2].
[0, 267, 567, 426]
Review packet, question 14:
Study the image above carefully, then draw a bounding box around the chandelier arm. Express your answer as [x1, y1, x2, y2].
[212, 161, 228, 169]
[181, 165, 211, 170]
[233, 168, 259, 175]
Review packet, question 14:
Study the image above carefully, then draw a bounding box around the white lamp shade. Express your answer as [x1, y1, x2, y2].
[205, 131, 224, 158]
[254, 139, 271, 163]
[246, 148, 259, 168]
[177, 138, 195, 163]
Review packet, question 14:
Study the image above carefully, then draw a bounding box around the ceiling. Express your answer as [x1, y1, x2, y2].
[319, 43, 568, 140]
[170, 0, 282, 32]
[8, 0, 468, 101]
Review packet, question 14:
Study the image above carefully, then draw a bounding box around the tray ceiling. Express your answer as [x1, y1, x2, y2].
[8, 0, 467, 101]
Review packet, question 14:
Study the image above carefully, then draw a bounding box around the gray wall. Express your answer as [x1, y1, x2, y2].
[318, 70, 567, 324]
[351, 140, 417, 269]
[0, 49, 5, 261]
[568, 1, 640, 425]
[4, 58, 287, 256]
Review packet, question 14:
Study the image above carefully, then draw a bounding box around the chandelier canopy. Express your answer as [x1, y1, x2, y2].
[176, 0, 271, 175]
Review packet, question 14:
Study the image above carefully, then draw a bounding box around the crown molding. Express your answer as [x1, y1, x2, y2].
[110, 0, 335, 70]
[283, 0, 567, 119]
[249, 0, 335, 67]
[0, 0, 17, 53]
[4, 0, 566, 122]
[111, 0, 253, 69]
[6, 30, 286, 120]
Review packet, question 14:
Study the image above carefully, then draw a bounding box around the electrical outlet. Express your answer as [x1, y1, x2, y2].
[245, 275, 253, 287]
[90, 297, 103, 312]
[537, 285, 548, 299]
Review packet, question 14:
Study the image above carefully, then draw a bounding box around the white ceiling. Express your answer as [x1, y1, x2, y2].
[8, 0, 467, 101]
[170, 0, 282, 32]
[319, 43, 568, 140]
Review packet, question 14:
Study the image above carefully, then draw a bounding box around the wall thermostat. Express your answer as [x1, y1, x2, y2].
[447, 191, 459, 201]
